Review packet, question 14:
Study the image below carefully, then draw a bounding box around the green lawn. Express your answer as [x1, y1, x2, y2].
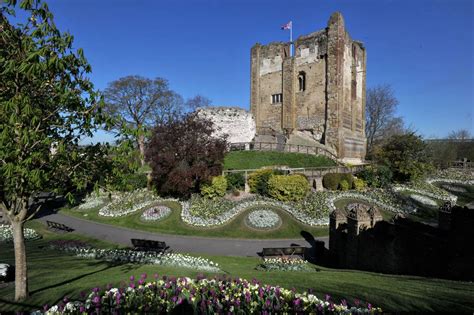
[1, 222, 473, 313]
[224, 151, 336, 170]
[61, 201, 329, 239]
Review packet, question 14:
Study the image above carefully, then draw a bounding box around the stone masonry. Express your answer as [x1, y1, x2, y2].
[250, 12, 367, 161]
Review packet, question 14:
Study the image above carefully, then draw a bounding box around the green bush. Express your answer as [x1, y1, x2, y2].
[267, 175, 309, 202]
[339, 179, 350, 191]
[200, 175, 227, 199]
[322, 173, 354, 191]
[248, 169, 285, 196]
[225, 172, 245, 190]
[353, 177, 366, 191]
[358, 165, 393, 188]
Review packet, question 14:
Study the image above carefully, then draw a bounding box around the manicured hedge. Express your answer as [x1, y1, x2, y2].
[268, 174, 309, 201]
[322, 173, 354, 191]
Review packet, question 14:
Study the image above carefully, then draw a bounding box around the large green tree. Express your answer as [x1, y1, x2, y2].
[0, 0, 107, 300]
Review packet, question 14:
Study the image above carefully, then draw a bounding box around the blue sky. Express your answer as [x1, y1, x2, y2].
[21, 0, 474, 142]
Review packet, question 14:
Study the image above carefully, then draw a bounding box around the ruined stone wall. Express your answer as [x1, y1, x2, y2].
[197, 107, 256, 143]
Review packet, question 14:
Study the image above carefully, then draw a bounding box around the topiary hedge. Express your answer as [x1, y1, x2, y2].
[267, 174, 309, 201]
[322, 173, 354, 191]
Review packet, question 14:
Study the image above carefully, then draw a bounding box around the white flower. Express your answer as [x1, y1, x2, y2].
[409, 194, 438, 207]
[0, 225, 41, 243]
[246, 209, 281, 228]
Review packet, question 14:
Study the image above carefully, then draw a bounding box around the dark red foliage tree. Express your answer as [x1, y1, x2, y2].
[146, 113, 227, 197]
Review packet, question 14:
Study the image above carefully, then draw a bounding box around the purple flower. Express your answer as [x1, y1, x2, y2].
[325, 294, 331, 301]
[141, 273, 147, 279]
[138, 279, 144, 285]
[154, 273, 159, 279]
[354, 298, 360, 306]
[368, 303, 372, 310]
[79, 306, 85, 313]
[43, 304, 49, 311]
[63, 296, 69, 303]
[130, 282, 135, 289]
[80, 291, 86, 298]
[92, 287, 100, 293]
[341, 299, 347, 306]
[130, 275, 135, 282]
[294, 298, 301, 306]
[92, 296, 100, 304]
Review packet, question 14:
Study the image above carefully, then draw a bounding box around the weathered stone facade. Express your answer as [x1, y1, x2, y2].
[250, 12, 367, 161]
[197, 107, 256, 144]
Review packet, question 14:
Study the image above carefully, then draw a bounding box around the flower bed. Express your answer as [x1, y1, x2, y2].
[41, 274, 380, 314]
[432, 168, 474, 183]
[246, 209, 281, 229]
[182, 197, 329, 227]
[409, 194, 438, 207]
[441, 184, 467, 193]
[257, 257, 311, 271]
[140, 205, 172, 221]
[98, 189, 160, 217]
[47, 242, 220, 272]
[326, 190, 413, 214]
[0, 224, 41, 243]
[188, 194, 235, 219]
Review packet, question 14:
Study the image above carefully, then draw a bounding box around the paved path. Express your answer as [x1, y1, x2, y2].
[36, 212, 328, 257]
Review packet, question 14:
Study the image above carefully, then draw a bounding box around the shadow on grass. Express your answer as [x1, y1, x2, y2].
[30, 263, 114, 295]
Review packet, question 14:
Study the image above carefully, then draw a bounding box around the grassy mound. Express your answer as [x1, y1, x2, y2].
[224, 151, 335, 170]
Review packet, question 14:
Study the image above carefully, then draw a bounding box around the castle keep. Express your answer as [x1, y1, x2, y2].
[250, 12, 367, 161]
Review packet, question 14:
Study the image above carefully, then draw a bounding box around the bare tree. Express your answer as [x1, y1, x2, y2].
[103, 76, 180, 166]
[448, 129, 471, 140]
[365, 84, 404, 156]
[185, 94, 212, 111]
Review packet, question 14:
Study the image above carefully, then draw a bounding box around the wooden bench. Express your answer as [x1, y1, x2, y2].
[131, 238, 169, 253]
[261, 246, 306, 258]
[46, 220, 74, 232]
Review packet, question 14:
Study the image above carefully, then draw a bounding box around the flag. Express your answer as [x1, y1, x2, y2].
[281, 21, 292, 30]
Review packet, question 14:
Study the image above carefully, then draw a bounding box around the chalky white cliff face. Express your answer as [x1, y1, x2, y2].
[197, 107, 256, 143]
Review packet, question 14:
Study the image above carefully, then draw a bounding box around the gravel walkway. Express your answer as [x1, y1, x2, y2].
[37, 213, 328, 257]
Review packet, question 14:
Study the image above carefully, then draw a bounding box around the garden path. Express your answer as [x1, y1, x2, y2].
[36, 212, 328, 257]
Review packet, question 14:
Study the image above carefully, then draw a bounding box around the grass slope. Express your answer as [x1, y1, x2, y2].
[224, 151, 336, 170]
[1, 222, 473, 313]
[61, 201, 329, 239]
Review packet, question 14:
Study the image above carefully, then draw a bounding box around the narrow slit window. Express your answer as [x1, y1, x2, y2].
[298, 72, 306, 91]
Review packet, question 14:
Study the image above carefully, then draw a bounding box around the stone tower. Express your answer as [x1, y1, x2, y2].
[250, 12, 367, 161]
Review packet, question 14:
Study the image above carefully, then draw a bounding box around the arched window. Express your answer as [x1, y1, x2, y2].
[298, 72, 306, 91]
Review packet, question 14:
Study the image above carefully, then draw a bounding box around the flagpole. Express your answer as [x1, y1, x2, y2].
[290, 22, 293, 57]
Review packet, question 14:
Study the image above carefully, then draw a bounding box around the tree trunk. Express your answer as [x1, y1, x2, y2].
[11, 220, 28, 301]
[138, 134, 146, 167]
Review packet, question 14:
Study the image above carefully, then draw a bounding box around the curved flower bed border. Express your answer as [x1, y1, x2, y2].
[245, 209, 282, 229]
[181, 199, 329, 227]
[392, 184, 457, 203]
[41, 275, 380, 314]
[409, 194, 438, 207]
[0, 225, 41, 243]
[48, 242, 220, 272]
[326, 191, 411, 214]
